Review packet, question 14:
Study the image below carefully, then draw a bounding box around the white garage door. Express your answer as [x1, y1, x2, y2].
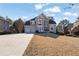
[25, 26, 36, 33]
[25, 26, 31, 33]
[30, 26, 35, 33]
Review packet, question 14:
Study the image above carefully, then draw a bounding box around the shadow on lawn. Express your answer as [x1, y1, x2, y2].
[25, 32, 60, 38]
[34, 33, 59, 38]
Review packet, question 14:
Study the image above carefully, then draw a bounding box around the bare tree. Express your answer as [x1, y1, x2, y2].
[6, 16, 13, 26]
[57, 19, 70, 34]
[13, 18, 24, 33]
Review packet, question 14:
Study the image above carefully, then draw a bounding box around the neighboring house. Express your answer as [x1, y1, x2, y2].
[25, 13, 56, 33]
[57, 19, 69, 34]
[64, 23, 73, 34]
[0, 20, 9, 33]
[57, 23, 64, 34]
[71, 17, 79, 34]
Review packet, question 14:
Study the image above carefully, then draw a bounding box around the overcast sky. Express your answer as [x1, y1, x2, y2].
[0, 3, 79, 24]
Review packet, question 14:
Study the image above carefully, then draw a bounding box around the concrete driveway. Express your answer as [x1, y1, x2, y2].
[0, 33, 34, 56]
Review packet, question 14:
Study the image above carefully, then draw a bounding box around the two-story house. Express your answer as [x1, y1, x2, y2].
[25, 13, 56, 33]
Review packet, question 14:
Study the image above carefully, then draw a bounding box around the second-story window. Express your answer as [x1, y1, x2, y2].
[39, 20, 41, 23]
[37, 19, 43, 25]
[51, 28, 53, 30]
[38, 19, 42, 24]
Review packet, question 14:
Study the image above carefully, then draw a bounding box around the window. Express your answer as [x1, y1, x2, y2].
[38, 24, 42, 25]
[38, 19, 42, 24]
[51, 28, 53, 30]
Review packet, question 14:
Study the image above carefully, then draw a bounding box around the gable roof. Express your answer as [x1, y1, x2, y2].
[25, 13, 56, 25]
[36, 13, 48, 20]
[30, 17, 36, 21]
[48, 16, 56, 24]
[25, 20, 30, 25]
[49, 19, 56, 24]
[38, 13, 46, 17]
[25, 17, 36, 25]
